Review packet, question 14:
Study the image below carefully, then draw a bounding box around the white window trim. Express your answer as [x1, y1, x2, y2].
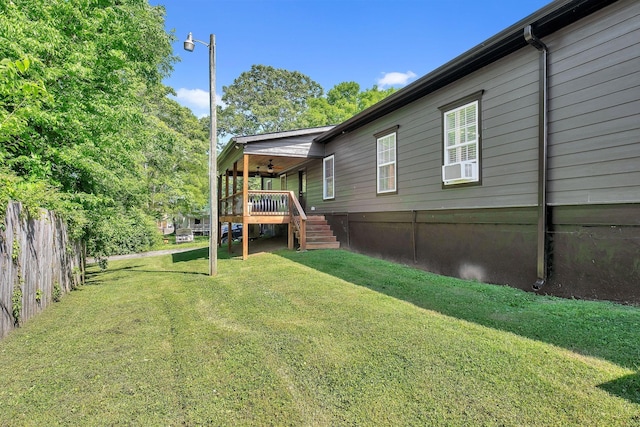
[280, 174, 287, 190]
[323, 155, 335, 200]
[442, 98, 480, 186]
[376, 131, 397, 194]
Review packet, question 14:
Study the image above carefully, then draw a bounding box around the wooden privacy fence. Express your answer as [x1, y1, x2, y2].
[0, 201, 84, 338]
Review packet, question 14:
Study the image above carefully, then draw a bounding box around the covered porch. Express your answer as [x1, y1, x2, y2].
[217, 126, 337, 260]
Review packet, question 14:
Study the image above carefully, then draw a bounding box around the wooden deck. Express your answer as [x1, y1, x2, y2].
[219, 190, 307, 259]
[218, 154, 338, 260]
[219, 191, 339, 258]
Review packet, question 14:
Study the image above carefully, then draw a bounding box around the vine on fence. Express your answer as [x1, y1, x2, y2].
[52, 282, 62, 303]
[11, 233, 20, 264]
[12, 280, 23, 326]
[1, 201, 84, 337]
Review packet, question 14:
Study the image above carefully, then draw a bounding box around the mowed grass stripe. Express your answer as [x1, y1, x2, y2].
[0, 247, 638, 425]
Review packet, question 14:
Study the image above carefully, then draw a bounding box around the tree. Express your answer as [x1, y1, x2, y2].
[0, 57, 51, 152]
[297, 82, 397, 128]
[0, 0, 205, 256]
[142, 93, 209, 222]
[218, 65, 323, 137]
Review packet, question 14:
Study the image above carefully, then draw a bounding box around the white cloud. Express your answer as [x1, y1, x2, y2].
[173, 88, 225, 118]
[175, 88, 210, 109]
[377, 71, 418, 88]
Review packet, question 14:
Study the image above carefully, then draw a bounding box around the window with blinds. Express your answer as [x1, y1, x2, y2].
[377, 132, 397, 194]
[323, 155, 334, 200]
[442, 100, 480, 185]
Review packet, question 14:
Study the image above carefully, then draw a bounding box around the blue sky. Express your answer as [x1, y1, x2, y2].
[153, 0, 552, 118]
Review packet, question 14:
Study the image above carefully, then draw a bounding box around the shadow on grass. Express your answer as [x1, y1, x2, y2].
[84, 264, 146, 286]
[117, 269, 209, 276]
[276, 249, 640, 396]
[598, 372, 640, 404]
[172, 246, 237, 263]
[172, 247, 209, 263]
[85, 248, 226, 283]
[84, 248, 226, 287]
[87, 264, 209, 281]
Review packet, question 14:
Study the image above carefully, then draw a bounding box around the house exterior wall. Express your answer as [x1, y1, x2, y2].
[307, 0, 640, 303]
[546, 0, 640, 205]
[313, 46, 540, 213]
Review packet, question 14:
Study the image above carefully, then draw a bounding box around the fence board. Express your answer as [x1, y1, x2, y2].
[0, 201, 84, 338]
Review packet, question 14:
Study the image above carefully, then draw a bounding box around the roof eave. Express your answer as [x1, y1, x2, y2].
[314, 0, 618, 144]
[217, 125, 336, 173]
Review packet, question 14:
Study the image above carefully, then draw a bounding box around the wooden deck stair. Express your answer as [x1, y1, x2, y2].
[301, 215, 340, 250]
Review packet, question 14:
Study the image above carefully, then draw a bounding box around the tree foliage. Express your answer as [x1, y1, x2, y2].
[0, 0, 208, 256]
[142, 92, 209, 221]
[218, 68, 397, 140]
[298, 81, 397, 127]
[218, 65, 323, 136]
[0, 0, 398, 257]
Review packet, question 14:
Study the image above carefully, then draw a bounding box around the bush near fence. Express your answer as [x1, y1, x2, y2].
[0, 201, 84, 338]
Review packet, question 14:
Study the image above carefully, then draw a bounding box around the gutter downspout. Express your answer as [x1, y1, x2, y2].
[524, 25, 549, 291]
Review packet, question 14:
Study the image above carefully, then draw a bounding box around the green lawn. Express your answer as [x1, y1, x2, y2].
[149, 234, 210, 251]
[0, 246, 639, 426]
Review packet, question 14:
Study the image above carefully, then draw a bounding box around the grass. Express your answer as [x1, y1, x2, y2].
[0, 246, 639, 425]
[149, 234, 210, 251]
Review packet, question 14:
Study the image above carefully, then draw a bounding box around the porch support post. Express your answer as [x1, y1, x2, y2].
[217, 176, 222, 246]
[225, 172, 232, 253]
[288, 221, 294, 250]
[242, 154, 249, 260]
[232, 162, 238, 214]
[225, 172, 229, 199]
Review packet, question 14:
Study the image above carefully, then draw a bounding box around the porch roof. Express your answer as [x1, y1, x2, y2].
[217, 126, 334, 176]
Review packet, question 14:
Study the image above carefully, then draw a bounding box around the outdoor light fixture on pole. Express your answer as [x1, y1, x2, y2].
[184, 32, 217, 276]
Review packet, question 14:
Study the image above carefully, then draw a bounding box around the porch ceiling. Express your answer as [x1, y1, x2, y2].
[217, 126, 334, 176]
[221, 154, 313, 176]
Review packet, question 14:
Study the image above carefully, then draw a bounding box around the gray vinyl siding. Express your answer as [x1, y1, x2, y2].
[286, 172, 299, 193]
[308, 0, 639, 214]
[546, 0, 640, 205]
[310, 47, 540, 213]
[278, 171, 298, 192]
[306, 162, 322, 209]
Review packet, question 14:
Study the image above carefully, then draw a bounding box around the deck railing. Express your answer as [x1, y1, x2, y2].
[220, 193, 242, 216]
[247, 191, 289, 215]
[219, 190, 307, 249]
[289, 191, 307, 251]
[220, 191, 298, 216]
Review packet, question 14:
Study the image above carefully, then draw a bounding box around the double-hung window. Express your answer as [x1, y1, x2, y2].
[376, 128, 398, 194]
[323, 155, 335, 200]
[441, 92, 482, 186]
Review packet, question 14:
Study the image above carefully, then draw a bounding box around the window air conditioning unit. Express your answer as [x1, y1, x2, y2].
[442, 161, 478, 183]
